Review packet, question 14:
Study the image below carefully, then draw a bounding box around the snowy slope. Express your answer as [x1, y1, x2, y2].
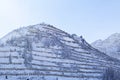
[92, 33, 120, 60]
[0, 23, 120, 80]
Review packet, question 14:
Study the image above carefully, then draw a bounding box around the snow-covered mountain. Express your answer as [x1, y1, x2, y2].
[92, 33, 120, 60]
[0, 23, 120, 80]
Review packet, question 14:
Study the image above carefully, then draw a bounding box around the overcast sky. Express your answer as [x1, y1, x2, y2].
[0, 0, 120, 43]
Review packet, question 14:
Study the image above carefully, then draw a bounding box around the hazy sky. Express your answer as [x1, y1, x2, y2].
[0, 0, 120, 43]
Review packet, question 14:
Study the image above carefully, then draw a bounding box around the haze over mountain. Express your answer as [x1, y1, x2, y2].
[0, 23, 120, 80]
[92, 33, 120, 60]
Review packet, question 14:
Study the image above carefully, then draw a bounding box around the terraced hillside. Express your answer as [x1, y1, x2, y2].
[0, 23, 120, 80]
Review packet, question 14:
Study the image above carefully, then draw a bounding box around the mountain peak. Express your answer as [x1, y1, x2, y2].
[0, 23, 91, 51]
[0, 23, 68, 44]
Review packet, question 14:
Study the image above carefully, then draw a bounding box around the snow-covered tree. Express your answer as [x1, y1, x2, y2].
[41, 35, 61, 48]
[61, 46, 71, 59]
[22, 38, 33, 68]
[103, 67, 120, 80]
[9, 54, 12, 64]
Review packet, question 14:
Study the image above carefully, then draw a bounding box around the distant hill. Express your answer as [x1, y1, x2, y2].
[92, 33, 120, 60]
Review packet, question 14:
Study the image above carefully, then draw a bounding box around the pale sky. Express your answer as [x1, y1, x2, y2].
[0, 0, 120, 43]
